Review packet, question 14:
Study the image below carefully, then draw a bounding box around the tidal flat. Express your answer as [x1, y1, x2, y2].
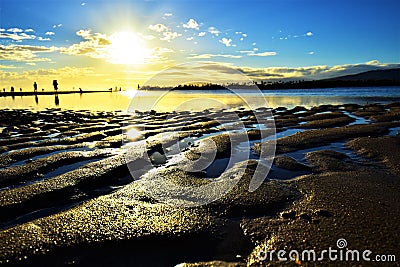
[0, 103, 399, 266]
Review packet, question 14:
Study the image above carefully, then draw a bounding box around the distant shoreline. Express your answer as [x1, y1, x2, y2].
[0, 90, 112, 97]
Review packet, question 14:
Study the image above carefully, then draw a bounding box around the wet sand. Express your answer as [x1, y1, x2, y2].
[0, 103, 399, 266]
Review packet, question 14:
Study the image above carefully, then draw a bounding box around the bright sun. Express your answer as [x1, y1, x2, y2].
[108, 31, 149, 65]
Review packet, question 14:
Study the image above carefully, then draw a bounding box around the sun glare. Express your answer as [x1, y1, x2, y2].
[108, 31, 149, 65]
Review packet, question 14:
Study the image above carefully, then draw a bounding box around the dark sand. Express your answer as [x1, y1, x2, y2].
[0, 103, 399, 266]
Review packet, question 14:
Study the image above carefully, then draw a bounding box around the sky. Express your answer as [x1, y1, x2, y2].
[0, 0, 399, 89]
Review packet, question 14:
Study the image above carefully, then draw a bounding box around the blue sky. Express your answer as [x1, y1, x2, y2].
[0, 0, 399, 88]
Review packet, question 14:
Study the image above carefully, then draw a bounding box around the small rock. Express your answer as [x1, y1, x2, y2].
[314, 209, 333, 217]
[281, 210, 296, 219]
[274, 155, 311, 171]
[299, 213, 312, 222]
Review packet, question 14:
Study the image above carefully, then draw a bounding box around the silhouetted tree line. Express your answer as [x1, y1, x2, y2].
[255, 79, 400, 90]
[140, 79, 400, 91]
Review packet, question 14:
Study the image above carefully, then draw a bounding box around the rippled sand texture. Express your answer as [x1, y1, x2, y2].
[0, 103, 400, 266]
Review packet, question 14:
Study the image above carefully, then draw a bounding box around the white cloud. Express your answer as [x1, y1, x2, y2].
[183, 19, 200, 30]
[60, 30, 111, 59]
[25, 29, 35, 33]
[198, 32, 206, 37]
[208, 27, 220, 36]
[308, 51, 315, 55]
[306, 31, 313, 36]
[366, 60, 380, 65]
[38, 37, 51, 41]
[252, 42, 256, 46]
[162, 13, 173, 20]
[81, 2, 86, 6]
[53, 24, 63, 29]
[45, 31, 55, 36]
[240, 38, 244, 41]
[247, 51, 277, 57]
[186, 37, 194, 41]
[7, 28, 23, 33]
[0, 32, 36, 42]
[0, 64, 17, 69]
[219, 37, 233, 47]
[61, 30, 174, 64]
[160, 31, 181, 41]
[188, 53, 242, 59]
[0, 44, 57, 62]
[148, 23, 168, 33]
[0, 29, 5, 32]
[242, 33, 247, 37]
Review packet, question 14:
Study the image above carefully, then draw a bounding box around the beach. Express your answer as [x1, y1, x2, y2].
[0, 102, 399, 266]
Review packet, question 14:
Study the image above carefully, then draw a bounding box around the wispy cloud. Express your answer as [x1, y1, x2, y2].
[239, 50, 276, 57]
[188, 53, 242, 59]
[0, 32, 36, 42]
[52, 24, 63, 29]
[0, 44, 57, 62]
[7, 28, 24, 33]
[247, 51, 277, 57]
[0, 64, 17, 69]
[208, 27, 220, 36]
[198, 32, 206, 37]
[274, 30, 314, 41]
[183, 19, 200, 30]
[162, 13, 173, 20]
[38, 37, 51, 41]
[45, 31, 55, 36]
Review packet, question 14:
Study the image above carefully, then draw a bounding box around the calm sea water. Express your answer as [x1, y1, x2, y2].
[1, 87, 399, 112]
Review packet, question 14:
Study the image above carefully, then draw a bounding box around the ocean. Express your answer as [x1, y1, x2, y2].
[1, 86, 399, 112]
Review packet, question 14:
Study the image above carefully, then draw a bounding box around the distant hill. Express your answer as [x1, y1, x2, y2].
[323, 68, 400, 82]
[254, 68, 400, 89]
